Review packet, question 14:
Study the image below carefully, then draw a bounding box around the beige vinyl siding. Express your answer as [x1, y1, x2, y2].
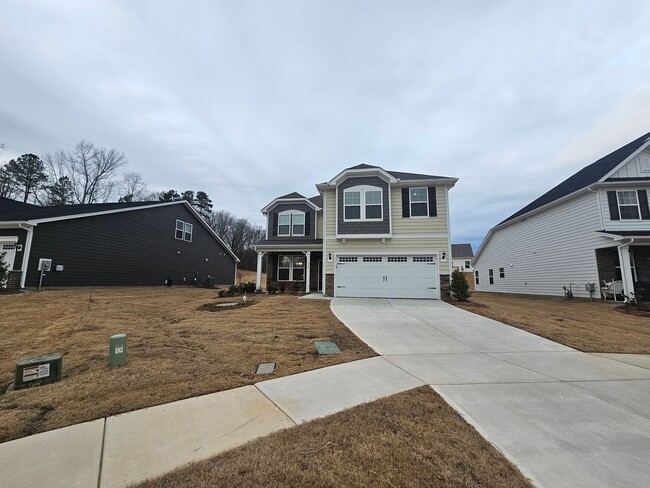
[323, 187, 451, 275]
[391, 186, 448, 234]
[608, 148, 650, 178]
[599, 187, 650, 232]
[474, 192, 611, 298]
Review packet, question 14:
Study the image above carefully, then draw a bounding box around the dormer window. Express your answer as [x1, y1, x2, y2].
[344, 186, 382, 221]
[278, 211, 305, 236]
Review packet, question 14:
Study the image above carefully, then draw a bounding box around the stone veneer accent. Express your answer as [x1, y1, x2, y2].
[325, 274, 334, 296]
[5, 270, 22, 290]
[440, 274, 451, 300]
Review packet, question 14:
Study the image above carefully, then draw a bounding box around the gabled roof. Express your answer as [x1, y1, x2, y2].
[0, 197, 240, 262]
[451, 243, 474, 258]
[261, 192, 322, 214]
[500, 131, 650, 225]
[0, 197, 160, 222]
[317, 164, 457, 188]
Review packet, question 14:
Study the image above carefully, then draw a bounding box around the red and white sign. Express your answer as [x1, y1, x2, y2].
[22, 364, 50, 382]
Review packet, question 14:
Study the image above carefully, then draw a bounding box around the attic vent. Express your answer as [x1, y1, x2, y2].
[641, 158, 650, 173]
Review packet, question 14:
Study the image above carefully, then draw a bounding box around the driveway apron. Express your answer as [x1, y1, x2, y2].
[331, 298, 650, 488]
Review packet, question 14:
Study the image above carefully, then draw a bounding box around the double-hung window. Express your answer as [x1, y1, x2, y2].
[617, 191, 641, 220]
[277, 255, 305, 281]
[409, 188, 428, 217]
[344, 186, 382, 221]
[175, 219, 193, 241]
[278, 211, 305, 236]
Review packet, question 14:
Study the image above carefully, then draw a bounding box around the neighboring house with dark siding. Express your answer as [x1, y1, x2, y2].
[0, 198, 238, 289]
[473, 131, 650, 300]
[254, 164, 458, 299]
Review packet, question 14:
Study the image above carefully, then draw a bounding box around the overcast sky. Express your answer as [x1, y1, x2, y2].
[2, 1, 650, 250]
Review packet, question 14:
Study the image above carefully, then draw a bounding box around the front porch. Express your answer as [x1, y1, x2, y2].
[595, 244, 650, 300]
[254, 243, 323, 294]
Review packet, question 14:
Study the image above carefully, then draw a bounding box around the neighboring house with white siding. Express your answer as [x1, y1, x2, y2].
[254, 164, 458, 299]
[451, 243, 474, 272]
[473, 131, 650, 300]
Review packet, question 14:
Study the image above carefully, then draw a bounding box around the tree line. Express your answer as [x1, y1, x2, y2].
[0, 140, 263, 268]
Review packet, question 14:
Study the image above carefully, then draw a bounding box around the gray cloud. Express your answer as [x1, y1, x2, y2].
[2, 0, 650, 250]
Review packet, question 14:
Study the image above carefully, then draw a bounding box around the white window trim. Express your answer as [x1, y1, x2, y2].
[616, 190, 641, 220]
[277, 210, 306, 237]
[277, 254, 306, 282]
[175, 219, 193, 242]
[409, 187, 429, 219]
[343, 185, 383, 222]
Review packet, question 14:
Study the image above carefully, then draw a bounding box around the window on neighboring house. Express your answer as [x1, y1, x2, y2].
[344, 186, 382, 221]
[277, 255, 305, 281]
[617, 191, 641, 219]
[488, 269, 494, 284]
[499, 267, 505, 278]
[409, 188, 428, 217]
[464, 260, 471, 269]
[278, 211, 305, 236]
[175, 219, 192, 241]
[475, 270, 479, 285]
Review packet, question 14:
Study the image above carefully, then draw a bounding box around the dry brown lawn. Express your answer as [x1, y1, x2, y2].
[0, 288, 375, 443]
[453, 292, 650, 353]
[137, 386, 532, 488]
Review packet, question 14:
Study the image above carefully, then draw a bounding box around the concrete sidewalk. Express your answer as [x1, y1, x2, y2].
[2, 297, 649, 487]
[332, 298, 650, 488]
[0, 359, 421, 488]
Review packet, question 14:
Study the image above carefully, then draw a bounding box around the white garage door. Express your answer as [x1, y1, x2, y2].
[335, 255, 439, 299]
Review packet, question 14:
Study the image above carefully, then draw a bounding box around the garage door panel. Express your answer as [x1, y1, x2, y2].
[335, 255, 439, 299]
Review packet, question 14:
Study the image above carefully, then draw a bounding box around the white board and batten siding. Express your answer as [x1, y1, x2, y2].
[608, 148, 650, 179]
[474, 192, 613, 298]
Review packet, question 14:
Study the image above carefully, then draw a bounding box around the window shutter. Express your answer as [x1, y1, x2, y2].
[638, 190, 650, 220]
[607, 191, 620, 220]
[428, 187, 437, 217]
[272, 213, 278, 236]
[401, 188, 410, 217]
[305, 212, 311, 235]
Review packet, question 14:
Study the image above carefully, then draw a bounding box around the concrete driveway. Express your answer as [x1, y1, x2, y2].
[331, 298, 650, 488]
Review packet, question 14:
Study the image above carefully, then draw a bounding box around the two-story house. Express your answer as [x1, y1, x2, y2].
[451, 243, 474, 273]
[254, 164, 458, 298]
[473, 131, 650, 300]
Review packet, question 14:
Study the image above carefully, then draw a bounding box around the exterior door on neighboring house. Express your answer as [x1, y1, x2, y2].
[0, 241, 17, 271]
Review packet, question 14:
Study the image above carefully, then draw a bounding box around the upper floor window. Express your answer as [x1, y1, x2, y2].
[278, 211, 305, 236]
[344, 186, 382, 221]
[409, 188, 428, 217]
[617, 191, 641, 220]
[464, 260, 471, 269]
[175, 219, 193, 241]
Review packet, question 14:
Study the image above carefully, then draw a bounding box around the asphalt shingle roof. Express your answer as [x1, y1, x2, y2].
[0, 198, 168, 222]
[451, 243, 474, 258]
[500, 131, 650, 225]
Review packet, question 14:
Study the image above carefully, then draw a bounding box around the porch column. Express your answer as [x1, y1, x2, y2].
[618, 244, 635, 300]
[256, 251, 265, 291]
[304, 251, 311, 293]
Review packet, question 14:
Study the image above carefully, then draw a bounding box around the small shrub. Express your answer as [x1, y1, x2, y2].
[278, 284, 286, 293]
[450, 269, 472, 302]
[217, 289, 227, 297]
[0, 252, 8, 288]
[228, 284, 239, 295]
[267, 285, 277, 294]
[240, 281, 256, 293]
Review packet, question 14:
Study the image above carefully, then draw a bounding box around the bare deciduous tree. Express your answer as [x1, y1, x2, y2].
[118, 171, 148, 202]
[207, 210, 263, 268]
[42, 140, 127, 204]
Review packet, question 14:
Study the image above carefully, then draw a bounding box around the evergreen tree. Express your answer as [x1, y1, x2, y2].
[44, 176, 74, 206]
[450, 268, 472, 301]
[4, 154, 47, 202]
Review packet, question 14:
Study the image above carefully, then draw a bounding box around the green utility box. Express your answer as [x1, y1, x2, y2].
[15, 353, 63, 390]
[109, 334, 128, 367]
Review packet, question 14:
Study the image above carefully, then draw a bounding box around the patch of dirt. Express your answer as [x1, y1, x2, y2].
[453, 292, 650, 353]
[197, 301, 257, 312]
[137, 387, 532, 488]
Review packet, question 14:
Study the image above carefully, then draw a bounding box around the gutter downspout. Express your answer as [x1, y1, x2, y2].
[18, 223, 35, 289]
[587, 187, 604, 230]
[617, 238, 635, 301]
